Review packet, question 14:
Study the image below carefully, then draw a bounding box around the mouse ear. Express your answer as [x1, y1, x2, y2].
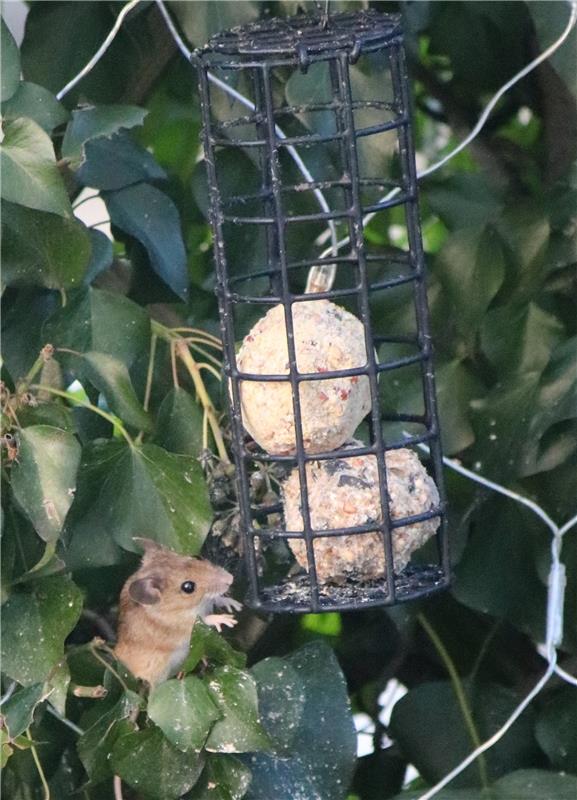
[128, 575, 164, 605]
[133, 537, 163, 558]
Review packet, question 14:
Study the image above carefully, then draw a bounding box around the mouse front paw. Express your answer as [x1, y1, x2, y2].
[203, 613, 238, 633]
[214, 596, 243, 614]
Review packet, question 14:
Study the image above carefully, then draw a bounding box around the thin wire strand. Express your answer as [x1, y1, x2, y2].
[56, 0, 141, 101]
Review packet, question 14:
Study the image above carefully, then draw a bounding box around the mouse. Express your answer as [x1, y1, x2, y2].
[114, 538, 242, 686]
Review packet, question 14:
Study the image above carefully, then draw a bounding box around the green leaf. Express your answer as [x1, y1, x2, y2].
[77, 692, 140, 784]
[245, 642, 357, 800]
[1, 683, 49, 739]
[183, 619, 247, 673]
[189, 755, 252, 800]
[0, 117, 72, 216]
[61, 104, 148, 169]
[1, 202, 91, 289]
[84, 228, 113, 283]
[1, 82, 69, 133]
[112, 726, 205, 800]
[100, 444, 212, 555]
[535, 686, 577, 773]
[205, 666, 272, 754]
[481, 302, 564, 375]
[0, 575, 83, 685]
[103, 182, 188, 299]
[453, 500, 547, 642]
[154, 387, 204, 457]
[44, 287, 150, 368]
[77, 131, 166, 190]
[496, 205, 550, 301]
[79, 351, 152, 431]
[1, 19, 20, 102]
[426, 174, 504, 230]
[437, 225, 505, 343]
[390, 680, 539, 787]
[11, 425, 81, 543]
[390, 769, 577, 799]
[172, 1, 259, 48]
[529, 1, 577, 99]
[148, 676, 221, 752]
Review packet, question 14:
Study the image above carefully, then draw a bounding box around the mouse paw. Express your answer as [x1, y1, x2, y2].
[204, 613, 238, 633]
[214, 596, 243, 614]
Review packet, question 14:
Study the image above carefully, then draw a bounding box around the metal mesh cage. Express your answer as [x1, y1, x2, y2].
[194, 10, 449, 613]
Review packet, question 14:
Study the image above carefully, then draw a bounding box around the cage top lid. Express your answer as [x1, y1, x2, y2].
[198, 10, 402, 63]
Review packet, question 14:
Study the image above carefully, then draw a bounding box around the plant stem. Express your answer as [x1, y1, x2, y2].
[30, 385, 134, 447]
[417, 612, 490, 789]
[176, 341, 229, 463]
[470, 620, 501, 685]
[26, 727, 50, 800]
[89, 644, 129, 693]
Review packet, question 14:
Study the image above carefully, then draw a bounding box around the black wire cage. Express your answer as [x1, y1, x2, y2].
[194, 9, 449, 614]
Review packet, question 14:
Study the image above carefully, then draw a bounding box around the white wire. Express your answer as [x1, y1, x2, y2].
[56, 0, 141, 101]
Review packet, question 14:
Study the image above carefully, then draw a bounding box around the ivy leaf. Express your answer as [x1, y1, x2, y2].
[77, 692, 140, 784]
[1, 683, 50, 739]
[245, 642, 357, 800]
[11, 425, 81, 543]
[390, 770, 577, 800]
[0, 118, 72, 217]
[205, 666, 272, 754]
[77, 132, 167, 190]
[61, 104, 148, 169]
[437, 225, 505, 343]
[103, 182, 188, 299]
[0, 575, 83, 685]
[44, 287, 150, 368]
[1, 202, 91, 289]
[184, 619, 247, 673]
[112, 726, 205, 800]
[154, 387, 205, 457]
[172, 1, 259, 48]
[535, 686, 577, 772]
[100, 444, 212, 555]
[1, 82, 69, 133]
[148, 676, 221, 752]
[189, 755, 252, 800]
[390, 680, 539, 787]
[79, 351, 152, 432]
[84, 229, 113, 284]
[1, 19, 20, 102]
[426, 174, 503, 230]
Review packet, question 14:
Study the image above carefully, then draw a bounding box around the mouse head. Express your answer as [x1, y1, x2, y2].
[126, 538, 233, 616]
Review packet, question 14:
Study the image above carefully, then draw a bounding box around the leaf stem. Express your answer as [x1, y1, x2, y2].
[417, 612, 489, 789]
[176, 341, 229, 463]
[198, 362, 222, 382]
[30, 385, 134, 447]
[170, 341, 180, 389]
[26, 727, 51, 800]
[142, 334, 158, 414]
[89, 642, 129, 693]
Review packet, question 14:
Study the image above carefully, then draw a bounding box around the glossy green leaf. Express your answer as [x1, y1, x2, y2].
[1, 19, 20, 102]
[481, 302, 564, 375]
[437, 225, 505, 342]
[1, 684, 49, 739]
[496, 205, 550, 301]
[189, 755, 252, 800]
[1, 82, 68, 133]
[103, 182, 188, 299]
[84, 229, 113, 283]
[426, 174, 504, 230]
[205, 666, 272, 754]
[79, 351, 151, 431]
[77, 692, 140, 784]
[112, 726, 205, 799]
[390, 680, 539, 787]
[154, 387, 205, 457]
[529, 2, 577, 99]
[184, 619, 247, 673]
[1, 202, 91, 289]
[100, 443, 212, 555]
[535, 686, 577, 772]
[391, 769, 577, 800]
[148, 676, 221, 752]
[245, 642, 357, 800]
[11, 425, 81, 542]
[0, 575, 83, 685]
[173, 1, 259, 48]
[44, 287, 150, 368]
[77, 132, 166, 190]
[0, 117, 72, 216]
[62, 104, 147, 169]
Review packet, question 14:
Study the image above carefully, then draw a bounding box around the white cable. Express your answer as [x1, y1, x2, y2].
[56, 0, 141, 101]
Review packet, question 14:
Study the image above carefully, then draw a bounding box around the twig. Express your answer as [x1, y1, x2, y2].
[89, 643, 129, 694]
[27, 727, 51, 800]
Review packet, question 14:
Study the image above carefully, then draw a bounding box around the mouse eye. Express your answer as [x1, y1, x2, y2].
[181, 580, 196, 594]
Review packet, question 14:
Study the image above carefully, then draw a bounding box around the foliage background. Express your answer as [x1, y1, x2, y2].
[1, 1, 576, 799]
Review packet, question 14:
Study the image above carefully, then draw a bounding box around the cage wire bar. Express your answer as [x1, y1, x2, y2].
[195, 10, 449, 613]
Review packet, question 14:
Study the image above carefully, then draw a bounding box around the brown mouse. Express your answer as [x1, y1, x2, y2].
[115, 538, 242, 686]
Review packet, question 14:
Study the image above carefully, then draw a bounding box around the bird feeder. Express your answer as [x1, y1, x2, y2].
[194, 9, 449, 613]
